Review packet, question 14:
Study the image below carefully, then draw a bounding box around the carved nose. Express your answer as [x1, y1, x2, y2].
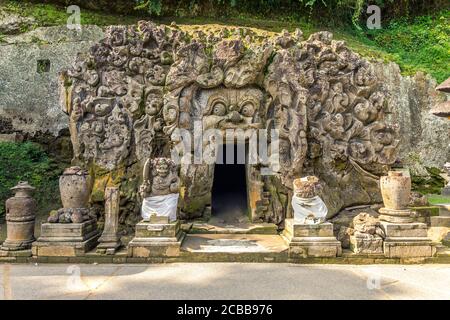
[228, 111, 242, 123]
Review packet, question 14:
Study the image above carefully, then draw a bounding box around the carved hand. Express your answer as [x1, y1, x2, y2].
[139, 181, 152, 198]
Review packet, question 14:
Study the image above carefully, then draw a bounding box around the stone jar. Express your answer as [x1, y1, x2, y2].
[2, 181, 36, 251]
[380, 171, 411, 210]
[59, 166, 92, 209]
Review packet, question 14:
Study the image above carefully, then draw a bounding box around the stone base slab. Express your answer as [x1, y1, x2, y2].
[283, 219, 342, 258]
[383, 238, 435, 258]
[32, 235, 100, 257]
[96, 241, 121, 255]
[380, 222, 428, 237]
[287, 240, 342, 258]
[97, 233, 121, 255]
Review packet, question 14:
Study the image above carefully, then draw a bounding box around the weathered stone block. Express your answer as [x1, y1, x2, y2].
[285, 219, 334, 238]
[383, 239, 435, 258]
[380, 222, 428, 238]
[39, 220, 98, 242]
[135, 221, 180, 238]
[349, 235, 383, 255]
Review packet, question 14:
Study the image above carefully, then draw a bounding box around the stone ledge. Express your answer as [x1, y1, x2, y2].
[3, 253, 450, 264]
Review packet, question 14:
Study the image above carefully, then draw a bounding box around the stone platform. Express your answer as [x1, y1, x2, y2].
[282, 219, 342, 258]
[32, 220, 100, 257]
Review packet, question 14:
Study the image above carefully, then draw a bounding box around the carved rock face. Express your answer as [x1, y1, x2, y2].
[61, 22, 401, 225]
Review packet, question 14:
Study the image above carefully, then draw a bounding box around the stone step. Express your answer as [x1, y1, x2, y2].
[181, 234, 288, 259]
[190, 221, 278, 234]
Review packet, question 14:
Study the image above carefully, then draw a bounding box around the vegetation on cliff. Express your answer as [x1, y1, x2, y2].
[1, 0, 448, 81]
[0, 142, 63, 219]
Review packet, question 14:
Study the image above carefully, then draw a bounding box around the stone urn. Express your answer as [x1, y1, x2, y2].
[59, 166, 92, 209]
[1, 181, 36, 251]
[380, 171, 411, 210]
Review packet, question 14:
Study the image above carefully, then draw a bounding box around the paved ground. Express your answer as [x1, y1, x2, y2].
[1, 263, 449, 300]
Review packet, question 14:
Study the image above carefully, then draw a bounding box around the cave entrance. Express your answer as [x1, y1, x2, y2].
[211, 143, 248, 223]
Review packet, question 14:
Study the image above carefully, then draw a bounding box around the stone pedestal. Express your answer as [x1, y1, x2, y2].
[32, 220, 100, 257]
[97, 187, 121, 254]
[128, 217, 185, 258]
[380, 222, 435, 258]
[282, 219, 342, 258]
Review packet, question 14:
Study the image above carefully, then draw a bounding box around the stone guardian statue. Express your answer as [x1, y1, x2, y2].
[139, 158, 180, 222]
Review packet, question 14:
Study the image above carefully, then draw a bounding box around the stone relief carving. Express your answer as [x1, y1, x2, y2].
[61, 22, 400, 228]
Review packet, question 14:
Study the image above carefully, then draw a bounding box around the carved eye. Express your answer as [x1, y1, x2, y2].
[212, 102, 227, 116]
[240, 103, 255, 117]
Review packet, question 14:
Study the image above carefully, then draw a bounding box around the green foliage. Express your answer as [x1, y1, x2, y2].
[134, 0, 162, 16]
[427, 194, 450, 205]
[0, 142, 63, 218]
[2, 1, 448, 81]
[411, 167, 446, 195]
[365, 10, 450, 82]
[3, 0, 139, 28]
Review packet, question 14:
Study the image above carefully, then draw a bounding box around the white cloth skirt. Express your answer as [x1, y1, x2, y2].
[291, 195, 328, 224]
[141, 193, 179, 222]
